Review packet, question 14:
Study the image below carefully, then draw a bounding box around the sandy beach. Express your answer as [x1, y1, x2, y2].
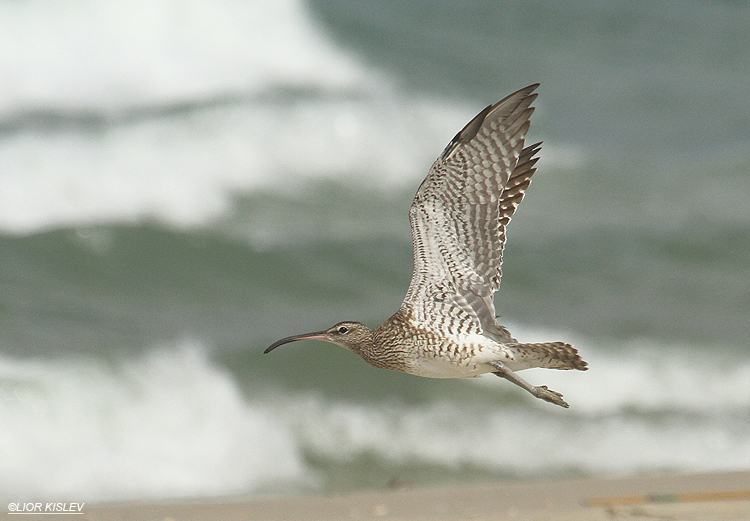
[73, 470, 750, 521]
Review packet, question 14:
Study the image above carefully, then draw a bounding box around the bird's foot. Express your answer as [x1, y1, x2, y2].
[532, 385, 569, 408]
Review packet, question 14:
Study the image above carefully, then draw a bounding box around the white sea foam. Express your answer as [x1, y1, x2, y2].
[0, 93, 586, 234]
[0, 0, 366, 113]
[0, 341, 307, 502]
[285, 393, 750, 478]
[0, 0, 478, 233]
[0, 0, 381, 233]
[0, 96, 473, 233]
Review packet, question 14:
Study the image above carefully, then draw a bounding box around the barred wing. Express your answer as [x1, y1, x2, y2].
[402, 85, 540, 341]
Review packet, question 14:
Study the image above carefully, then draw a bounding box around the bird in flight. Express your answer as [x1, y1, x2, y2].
[265, 84, 587, 407]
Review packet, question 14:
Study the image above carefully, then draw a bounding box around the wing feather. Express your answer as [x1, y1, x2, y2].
[401, 85, 540, 341]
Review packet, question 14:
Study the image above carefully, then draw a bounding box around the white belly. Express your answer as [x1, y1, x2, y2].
[404, 336, 517, 379]
[408, 357, 489, 378]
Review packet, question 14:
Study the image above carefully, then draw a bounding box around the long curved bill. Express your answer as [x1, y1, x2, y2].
[264, 331, 330, 354]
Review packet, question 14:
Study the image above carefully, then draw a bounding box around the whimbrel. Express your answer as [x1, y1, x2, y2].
[265, 84, 587, 408]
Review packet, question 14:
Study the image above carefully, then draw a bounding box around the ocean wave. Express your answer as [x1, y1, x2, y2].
[0, 0, 397, 233]
[2, 0, 750, 504]
[283, 392, 750, 480]
[2, 334, 748, 501]
[0, 91, 488, 233]
[0, 0, 369, 116]
[0, 341, 308, 502]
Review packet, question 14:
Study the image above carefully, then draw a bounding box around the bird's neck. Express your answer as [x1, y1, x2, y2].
[365, 308, 413, 370]
[345, 330, 376, 357]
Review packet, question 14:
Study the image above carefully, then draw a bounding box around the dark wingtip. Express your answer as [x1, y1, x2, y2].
[440, 104, 493, 160]
[439, 84, 540, 162]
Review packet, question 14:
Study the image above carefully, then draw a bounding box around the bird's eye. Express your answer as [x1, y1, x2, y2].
[337, 326, 349, 334]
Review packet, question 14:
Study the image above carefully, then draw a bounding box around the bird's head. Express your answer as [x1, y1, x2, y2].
[264, 321, 374, 355]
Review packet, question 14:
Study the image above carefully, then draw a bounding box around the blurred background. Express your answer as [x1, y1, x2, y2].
[1, 0, 749, 502]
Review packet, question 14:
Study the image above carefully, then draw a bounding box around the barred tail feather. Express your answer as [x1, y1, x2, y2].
[506, 342, 588, 371]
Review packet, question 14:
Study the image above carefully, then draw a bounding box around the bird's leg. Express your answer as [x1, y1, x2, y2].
[489, 361, 569, 408]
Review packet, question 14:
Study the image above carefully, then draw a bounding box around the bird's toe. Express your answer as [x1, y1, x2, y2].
[534, 385, 569, 408]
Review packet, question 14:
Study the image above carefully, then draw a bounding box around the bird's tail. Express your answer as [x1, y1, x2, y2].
[505, 342, 588, 371]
